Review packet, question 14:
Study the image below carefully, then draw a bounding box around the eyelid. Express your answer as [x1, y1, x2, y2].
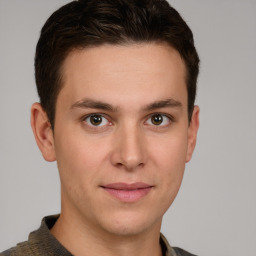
[81, 112, 109, 120]
[81, 113, 113, 128]
[144, 112, 175, 127]
[80, 112, 174, 130]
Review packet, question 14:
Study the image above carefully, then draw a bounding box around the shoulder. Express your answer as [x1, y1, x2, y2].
[0, 215, 57, 256]
[173, 247, 198, 256]
[0, 215, 69, 256]
[0, 241, 34, 256]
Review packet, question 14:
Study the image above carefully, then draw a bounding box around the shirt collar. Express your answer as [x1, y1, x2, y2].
[30, 215, 176, 256]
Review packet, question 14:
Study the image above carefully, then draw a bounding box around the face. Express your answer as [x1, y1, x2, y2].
[32, 43, 199, 237]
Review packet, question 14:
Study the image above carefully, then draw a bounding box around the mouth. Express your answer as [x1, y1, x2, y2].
[100, 182, 153, 202]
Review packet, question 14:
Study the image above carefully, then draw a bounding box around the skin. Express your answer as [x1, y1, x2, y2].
[31, 43, 199, 256]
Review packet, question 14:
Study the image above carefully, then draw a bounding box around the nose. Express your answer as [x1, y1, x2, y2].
[110, 124, 146, 171]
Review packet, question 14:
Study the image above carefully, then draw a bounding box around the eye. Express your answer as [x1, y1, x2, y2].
[84, 114, 109, 127]
[146, 113, 171, 126]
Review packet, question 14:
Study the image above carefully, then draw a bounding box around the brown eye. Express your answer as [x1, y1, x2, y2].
[90, 115, 103, 126]
[151, 114, 163, 125]
[84, 114, 111, 129]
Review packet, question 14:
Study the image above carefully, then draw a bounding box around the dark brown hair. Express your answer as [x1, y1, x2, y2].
[35, 0, 200, 127]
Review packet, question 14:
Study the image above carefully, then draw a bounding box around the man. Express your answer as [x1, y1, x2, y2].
[1, 0, 200, 255]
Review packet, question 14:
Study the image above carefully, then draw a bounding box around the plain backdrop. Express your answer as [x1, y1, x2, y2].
[0, 1, 256, 255]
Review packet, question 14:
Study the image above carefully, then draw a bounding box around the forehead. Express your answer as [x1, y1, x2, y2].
[58, 43, 187, 109]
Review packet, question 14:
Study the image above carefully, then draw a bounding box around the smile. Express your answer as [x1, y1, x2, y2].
[101, 182, 153, 202]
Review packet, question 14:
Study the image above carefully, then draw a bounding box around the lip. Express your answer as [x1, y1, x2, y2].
[101, 182, 153, 202]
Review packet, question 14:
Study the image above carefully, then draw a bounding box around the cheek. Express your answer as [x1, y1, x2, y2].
[53, 130, 109, 191]
[149, 133, 187, 202]
[151, 132, 188, 170]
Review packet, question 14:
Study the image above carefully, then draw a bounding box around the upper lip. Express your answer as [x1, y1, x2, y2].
[101, 182, 153, 190]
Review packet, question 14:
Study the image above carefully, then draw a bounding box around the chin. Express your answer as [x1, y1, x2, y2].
[98, 210, 162, 237]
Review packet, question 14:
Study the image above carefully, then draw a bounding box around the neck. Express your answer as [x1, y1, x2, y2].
[51, 209, 163, 256]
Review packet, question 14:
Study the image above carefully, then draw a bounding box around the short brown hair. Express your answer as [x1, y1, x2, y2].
[35, 0, 200, 128]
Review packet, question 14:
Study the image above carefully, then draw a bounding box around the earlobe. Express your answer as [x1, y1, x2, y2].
[186, 106, 200, 163]
[30, 103, 56, 162]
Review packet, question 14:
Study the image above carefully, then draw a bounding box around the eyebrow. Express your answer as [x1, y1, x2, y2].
[70, 98, 182, 112]
[143, 98, 182, 111]
[70, 99, 118, 112]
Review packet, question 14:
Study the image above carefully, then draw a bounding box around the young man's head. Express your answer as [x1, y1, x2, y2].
[31, 0, 200, 246]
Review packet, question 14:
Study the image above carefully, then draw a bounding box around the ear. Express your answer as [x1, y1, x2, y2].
[186, 106, 200, 163]
[30, 103, 56, 162]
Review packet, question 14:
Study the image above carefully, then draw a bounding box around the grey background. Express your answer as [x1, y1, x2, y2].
[0, 0, 255, 255]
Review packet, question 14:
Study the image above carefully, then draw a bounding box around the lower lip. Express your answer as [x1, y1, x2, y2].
[102, 187, 152, 202]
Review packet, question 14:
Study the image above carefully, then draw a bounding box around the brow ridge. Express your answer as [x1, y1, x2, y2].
[71, 99, 117, 111]
[143, 98, 182, 111]
[70, 98, 182, 112]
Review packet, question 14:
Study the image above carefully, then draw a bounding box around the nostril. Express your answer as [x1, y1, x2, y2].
[116, 162, 123, 167]
[114, 161, 145, 171]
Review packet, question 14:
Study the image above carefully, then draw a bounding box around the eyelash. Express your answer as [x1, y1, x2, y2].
[81, 112, 174, 130]
[144, 113, 174, 128]
[81, 113, 112, 130]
